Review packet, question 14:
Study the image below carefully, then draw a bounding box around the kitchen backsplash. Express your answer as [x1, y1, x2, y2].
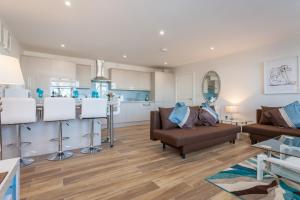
[113, 90, 150, 101]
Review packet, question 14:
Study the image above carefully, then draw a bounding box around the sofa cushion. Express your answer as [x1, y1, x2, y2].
[264, 102, 300, 129]
[159, 107, 178, 130]
[201, 102, 219, 122]
[243, 124, 300, 138]
[265, 108, 290, 128]
[168, 103, 198, 128]
[280, 101, 300, 128]
[196, 108, 218, 126]
[259, 106, 280, 125]
[153, 123, 239, 147]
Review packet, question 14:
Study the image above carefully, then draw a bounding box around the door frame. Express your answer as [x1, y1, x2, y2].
[175, 72, 196, 105]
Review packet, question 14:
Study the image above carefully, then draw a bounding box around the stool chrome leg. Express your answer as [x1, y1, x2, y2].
[81, 119, 101, 154]
[17, 125, 34, 167]
[48, 121, 73, 161]
[101, 116, 109, 143]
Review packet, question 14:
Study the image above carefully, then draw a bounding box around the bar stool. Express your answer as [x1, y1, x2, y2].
[103, 98, 120, 143]
[80, 98, 107, 154]
[1, 98, 36, 166]
[43, 97, 75, 161]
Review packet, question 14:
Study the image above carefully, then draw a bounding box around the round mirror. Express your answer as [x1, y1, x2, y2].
[202, 71, 221, 103]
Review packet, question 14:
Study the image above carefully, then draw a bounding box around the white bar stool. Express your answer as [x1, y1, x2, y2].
[1, 98, 36, 166]
[43, 97, 75, 161]
[80, 98, 107, 154]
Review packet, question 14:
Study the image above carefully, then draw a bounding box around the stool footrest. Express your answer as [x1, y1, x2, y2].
[7, 143, 17, 147]
[21, 142, 32, 145]
[50, 137, 70, 142]
[82, 133, 100, 137]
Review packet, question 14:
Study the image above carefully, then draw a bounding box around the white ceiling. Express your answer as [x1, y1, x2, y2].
[1, 0, 300, 67]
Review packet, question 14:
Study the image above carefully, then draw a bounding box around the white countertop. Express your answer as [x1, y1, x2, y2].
[0, 158, 19, 200]
[121, 101, 153, 103]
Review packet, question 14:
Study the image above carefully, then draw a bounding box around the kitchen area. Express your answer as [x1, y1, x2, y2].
[21, 51, 175, 125]
[1, 51, 175, 159]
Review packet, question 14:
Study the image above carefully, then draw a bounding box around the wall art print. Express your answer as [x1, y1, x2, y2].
[264, 56, 299, 94]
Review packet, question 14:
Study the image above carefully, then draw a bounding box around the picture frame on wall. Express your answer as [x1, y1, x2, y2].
[264, 56, 299, 94]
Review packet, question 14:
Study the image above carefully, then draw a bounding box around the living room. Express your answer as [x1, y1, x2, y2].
[0, 0, 300, 200]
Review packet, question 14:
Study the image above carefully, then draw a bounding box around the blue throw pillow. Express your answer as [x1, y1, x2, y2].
[201, 102, 219, 122]
[279, 101, 300, 128]
[169, 102, 196, 128]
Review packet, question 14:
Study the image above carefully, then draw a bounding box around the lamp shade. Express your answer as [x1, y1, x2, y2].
[225, 105, 239, 113]
[0, 55, 24, 85]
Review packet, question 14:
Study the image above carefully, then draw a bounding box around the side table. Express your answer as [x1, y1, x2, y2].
[220, 119, 253, 139]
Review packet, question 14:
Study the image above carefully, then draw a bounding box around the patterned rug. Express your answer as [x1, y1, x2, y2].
[206, 157, 300, 200]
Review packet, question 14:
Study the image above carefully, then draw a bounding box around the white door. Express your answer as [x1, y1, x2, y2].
[176, 73, 194, 106]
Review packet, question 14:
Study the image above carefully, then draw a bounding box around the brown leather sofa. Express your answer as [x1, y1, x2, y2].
[243, 109, 300, 144]
[150, 110, 240, 158]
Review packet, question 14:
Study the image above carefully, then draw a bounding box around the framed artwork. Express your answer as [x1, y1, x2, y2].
[264, 56, 299, 94]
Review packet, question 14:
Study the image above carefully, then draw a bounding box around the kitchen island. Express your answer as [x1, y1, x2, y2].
[1, 101, 116, 159]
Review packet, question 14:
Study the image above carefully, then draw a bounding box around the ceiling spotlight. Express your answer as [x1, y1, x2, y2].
[164, 62, 168, 65]
[161, 48, 168, 52]
[65, 1, 71, 7]
[159, 30, 165, 36]
[210, 46, 215, 50]
[122, 54, 127, 59]
[60, 44, 65, 48]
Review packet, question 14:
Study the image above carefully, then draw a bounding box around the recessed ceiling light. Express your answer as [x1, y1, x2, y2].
[122, 54, 127, 59]
[60, 44, 65, 48]
[65, 1, 71, 7]
[210, 46, 215, 50]
[164, 62, 168, 65]
[161, 48, 168, 52]
[159, 30, 165, 36]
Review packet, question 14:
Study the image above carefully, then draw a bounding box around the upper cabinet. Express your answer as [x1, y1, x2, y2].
[152, 71, 175, 107]
[21, 56, 77, 95]
[76, 64, 91, 88]
[110, 69, 151, 91]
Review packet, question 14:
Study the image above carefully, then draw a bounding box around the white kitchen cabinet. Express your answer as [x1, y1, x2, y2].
[110, 69, 151, 91]
[152, 71, 175, 107]
[76, 64, 91, 88]
[114, 102, 156, 124]
[51, 60, 76, 80]
[21, 56, 77, 96]
[138, 72, 151, 91]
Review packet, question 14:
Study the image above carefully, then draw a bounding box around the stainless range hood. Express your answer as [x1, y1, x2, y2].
[91, 60, 111, 82]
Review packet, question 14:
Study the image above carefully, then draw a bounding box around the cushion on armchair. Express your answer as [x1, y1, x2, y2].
[267, 101, 300, 129]
[259, 106, 281, 125]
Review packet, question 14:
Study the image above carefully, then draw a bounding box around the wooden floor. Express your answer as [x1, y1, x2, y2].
[21, 124, 261, 200]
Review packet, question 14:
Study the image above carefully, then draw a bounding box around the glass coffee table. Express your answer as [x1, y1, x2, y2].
[252, 135, 300, 183]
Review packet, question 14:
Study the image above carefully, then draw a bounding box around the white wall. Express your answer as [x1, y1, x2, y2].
[176, 37, 300, 121]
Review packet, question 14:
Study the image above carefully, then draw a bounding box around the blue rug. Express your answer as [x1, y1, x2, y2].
[206, 157, 300, 200]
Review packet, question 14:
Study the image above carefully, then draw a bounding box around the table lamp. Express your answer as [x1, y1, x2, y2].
[225, 105, 239, 120]
[0, 54, 24, 160]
